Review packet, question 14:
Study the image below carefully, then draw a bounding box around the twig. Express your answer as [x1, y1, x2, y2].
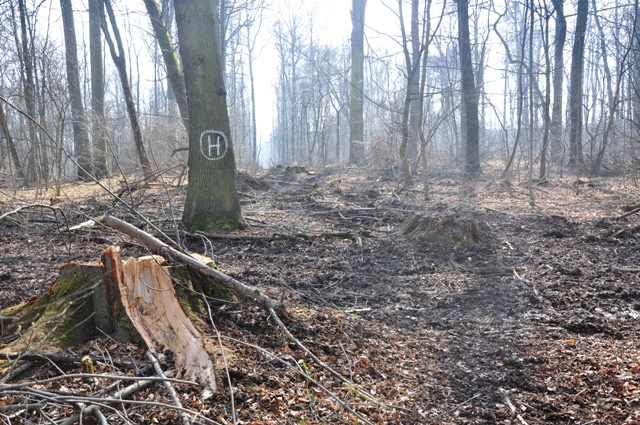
[222, 335, 374, 425]
[0, 361, 35, 384]
[498, 387, 528, 425]
[339, 342, 354, 383]
[191, 230, 357, 241]
[617, 206, 640, 220]
[0, 373, 197, 391]
[202, 294, 237, 425]
[146, 351, 190, 425]
[267, 307, 416, 415]
[48, 371, 221, 425]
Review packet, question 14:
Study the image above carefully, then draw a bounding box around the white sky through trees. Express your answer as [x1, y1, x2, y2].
[38, 0, 594, 167]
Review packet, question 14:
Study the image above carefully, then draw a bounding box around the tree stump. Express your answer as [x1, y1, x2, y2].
[0, 246, 224, 391]
[400, 214, 482, 248]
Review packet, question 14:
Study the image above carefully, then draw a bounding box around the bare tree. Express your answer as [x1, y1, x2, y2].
[549, 0, 566, 162]
[0, 101, 25, 180]
[349, 0, 366, 164]
[568, 0, 588, 169]
[457, 0, 480, 177]
[100, 0, 152, 178]
[89, 0, 108, 178]
[143, 0, 189, 131]
[60, 0, 91, 179]
[175, 0, 245, 231]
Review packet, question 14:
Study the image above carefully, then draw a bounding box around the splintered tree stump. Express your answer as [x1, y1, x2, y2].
[401, 214, 482, 248]
[0, 246, 223, 392]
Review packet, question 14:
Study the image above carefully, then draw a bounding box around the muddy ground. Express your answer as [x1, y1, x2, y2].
[2, 166, 640, 424]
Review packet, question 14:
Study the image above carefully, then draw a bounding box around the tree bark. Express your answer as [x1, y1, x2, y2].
[174, 0, 244, 231]
[143, 0, 189, 131]
[61, 0, 92, 180]
[549, 0, 566, 162]
[90, 0, 108, 179]
[100, 0, 152, 179]
[568, 0, 588, 169]
[398, 0, 418, 185]
[349, 0, 366, 164]
[16, 0, 39, 182]
[408, 0, 420, 160]
[634, 1, 640, 153]
[0, 101, 25, 180]
[457, 0, 481, 178]
[539, 9, 552, 181]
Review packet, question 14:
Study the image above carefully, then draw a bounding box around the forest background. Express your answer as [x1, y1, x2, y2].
[1, 0, 637, 188]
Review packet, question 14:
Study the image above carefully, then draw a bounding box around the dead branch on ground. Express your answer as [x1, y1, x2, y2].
[102, 215, 286, 315]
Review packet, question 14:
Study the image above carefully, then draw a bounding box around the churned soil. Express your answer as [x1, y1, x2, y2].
[2, 165, 640, 424]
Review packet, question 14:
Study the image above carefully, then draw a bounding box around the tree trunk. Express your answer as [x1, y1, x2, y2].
[61, 0, 92, 180]
[0, 101, 25, 181]
[568, 0, 588, 169]
[247, 24, 259, 167]
[539, 9, 552, 181]
[634, 1, 640, 154]
[590, 0, 633, 176]
[143, 0, 189, 131]
[16, 0, 39, 183]
[457, 0, 481, 178]
[174, 0, 245, 231]
[398, 0, 418, 185]
[100, 0, 152, 179]
[408, 0, 420, 160]
[90, 0, 108, 179]
[349, 0, 366, 164]
[549, 0, 566, 163]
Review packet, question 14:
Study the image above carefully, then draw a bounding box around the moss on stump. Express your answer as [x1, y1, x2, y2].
[401, 214, 482, 249]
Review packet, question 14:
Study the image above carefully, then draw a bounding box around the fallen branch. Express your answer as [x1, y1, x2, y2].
[0, 351, 140, 370]
[102, 215, 286, 315]
[54, 370, 222, 425]
[0, 361, 35, 384]
[146, 351, 190, 425]
[191, 230, 357, 241]
[617, 206, 640, 220]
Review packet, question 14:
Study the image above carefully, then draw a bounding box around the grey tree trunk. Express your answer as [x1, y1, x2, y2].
[89, 0, 108, 178]
[457, 0, 481, 178]
[16, 0, 39, 182]
[408, 0, 420, 159]
[100, 0, 152, 179]
[634, 1, 640, 153]
[174, 0, 245, 231]
[550, 0, 566, 162]
[0, 101, 25, 180]
[61, 0, 92, 180]
[143, 0, 189, 131]
[539, 8, 552, 181]
[349, 0, 366, 164]
[568, 0, 588, 169]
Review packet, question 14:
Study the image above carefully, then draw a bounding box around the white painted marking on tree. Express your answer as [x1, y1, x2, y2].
[199, 130, 228, 160]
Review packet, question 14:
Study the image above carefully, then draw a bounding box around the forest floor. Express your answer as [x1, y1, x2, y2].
[2, 164, 640, 424]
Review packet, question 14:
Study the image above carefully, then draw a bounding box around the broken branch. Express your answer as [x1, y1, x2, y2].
[102, 215, 286, 315]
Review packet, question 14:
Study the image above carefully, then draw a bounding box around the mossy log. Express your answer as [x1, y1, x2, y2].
[0, 246, 225, 391]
